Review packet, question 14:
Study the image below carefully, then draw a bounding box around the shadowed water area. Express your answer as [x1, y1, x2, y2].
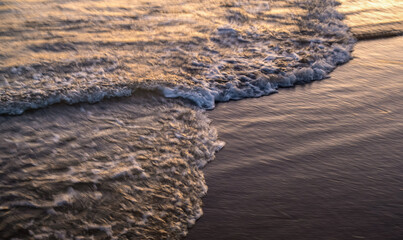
[187, 35, 403, 240]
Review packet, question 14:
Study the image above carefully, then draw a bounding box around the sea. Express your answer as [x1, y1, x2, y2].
[0, 0, 402, 239]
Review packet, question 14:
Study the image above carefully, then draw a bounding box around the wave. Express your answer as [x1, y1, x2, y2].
[0, 0, 354, 115]
[338, 0, 403, 40]
[351, 21, 403, 40]
[0, 96, 224, 239]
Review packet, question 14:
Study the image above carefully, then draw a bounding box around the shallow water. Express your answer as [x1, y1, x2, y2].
[0, 0, 355, 114]
[339, 0, 403, 39]
[0, 95, 224, 239]
[0, 0, 402, 239]
[187, 36, 403, 239]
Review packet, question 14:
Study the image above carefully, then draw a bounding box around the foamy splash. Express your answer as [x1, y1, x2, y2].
[1, 0, 355, 115]
[0, 97, 224, 239]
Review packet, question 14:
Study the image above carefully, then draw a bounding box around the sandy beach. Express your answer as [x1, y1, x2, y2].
[187, 36, 403, 239]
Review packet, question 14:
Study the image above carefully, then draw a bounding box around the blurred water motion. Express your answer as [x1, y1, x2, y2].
[0, 0, 354, 114]
[0, 0, 402, 239]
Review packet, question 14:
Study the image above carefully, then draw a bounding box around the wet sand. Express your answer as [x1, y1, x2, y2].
[187, 37, 403, 240]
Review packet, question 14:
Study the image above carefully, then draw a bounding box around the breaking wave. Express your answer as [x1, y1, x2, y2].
[0, 0, 355, 115]
[0, 96, 224, 239]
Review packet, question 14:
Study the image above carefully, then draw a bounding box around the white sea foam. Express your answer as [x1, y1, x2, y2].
[161, 2, 355, 108]
[0, 0, 355, 115]
[0, 97, 225, 239]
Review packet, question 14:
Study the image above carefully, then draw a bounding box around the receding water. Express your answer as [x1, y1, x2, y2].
[187, 35, 403, 240]
[0, 0, 402, 239]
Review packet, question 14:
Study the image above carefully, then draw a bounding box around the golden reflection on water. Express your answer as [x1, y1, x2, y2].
[338, 0, 403, 38]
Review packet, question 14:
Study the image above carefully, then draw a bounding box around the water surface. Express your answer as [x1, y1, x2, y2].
[0, 0, 402, 239]
[187, 36, 403, 240]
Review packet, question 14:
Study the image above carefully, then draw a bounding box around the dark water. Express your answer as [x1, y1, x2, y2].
[187, 36, 403, 240]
